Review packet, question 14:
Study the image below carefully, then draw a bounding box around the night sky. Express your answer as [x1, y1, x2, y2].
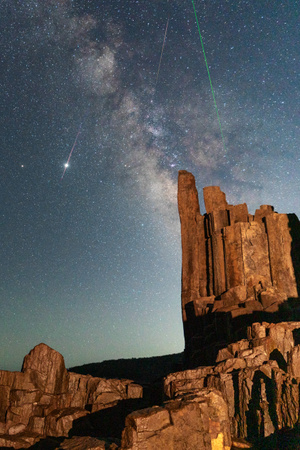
[1, 0, 299, 371]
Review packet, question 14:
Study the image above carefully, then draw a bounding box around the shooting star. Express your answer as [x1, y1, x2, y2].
[155, 16, 170, 85]
[61, 125, 82, 180]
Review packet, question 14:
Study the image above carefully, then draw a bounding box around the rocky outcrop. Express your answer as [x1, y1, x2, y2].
[0, 344, 233, 450]
[178, 171, 300, 366]
[165, 321, 300, 442]
[121, 389, 231, 449]
[1, 171, 300, 449]
[0, 343, 143, 448]
[59, 436, 119, 449]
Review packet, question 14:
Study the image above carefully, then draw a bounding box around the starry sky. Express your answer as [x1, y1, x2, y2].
[1, 0, 299, 371]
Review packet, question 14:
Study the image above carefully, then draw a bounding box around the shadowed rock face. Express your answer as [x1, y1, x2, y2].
[164, 321, 300, 443]
[178, 170, 300, 367]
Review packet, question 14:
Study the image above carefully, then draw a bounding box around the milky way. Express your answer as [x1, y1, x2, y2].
[1, 0, 299, 370]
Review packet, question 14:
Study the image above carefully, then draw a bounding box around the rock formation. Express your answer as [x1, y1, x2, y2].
[178, 170, 300, 367]
[165, 321, 300, 443]
[0, 343, 142, 449]
[1, 171, 300, 449]
[122, 389, 231, 449]
[0, 344, 233, 449]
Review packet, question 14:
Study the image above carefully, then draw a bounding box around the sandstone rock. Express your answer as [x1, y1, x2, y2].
[214, 358, 247, 373]
[247, 323, 266, 340]
[228, 339, 250, 356]
[231, 438, 253, 448]
[59, 435, 119, 449]
[8, 423, 26, 435]
[228, 203, 249, 225]
[164, 320, 300, 442]
[0, 432, 40, 449]
[178, 171, 207, 321]
[241, 299, 264, 312]
[265, 213, 298, 298]
[212, 230, 227, 295]
[216, 348, 234, 363]
[203, 186, 228, 213]
[27, 415, 45, 435]
[220, 286, 247, 307]
[230, 308, 251, 318]
[288, 345, 300, 378]
[127, 383, 143, 399]
[268, 323, 295, 361]
[22, 343, 69, 395]
[210, 209, 229, 232]
[121, 389, 231, 449]
[44, 407, 88, 437]
[0, 344, 143, 444]
[164, 366, 214, 399]
[177, 172, 299, 368]
[254, 205, 274, 223]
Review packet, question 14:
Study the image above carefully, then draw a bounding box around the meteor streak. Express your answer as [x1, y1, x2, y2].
[61, 125, 82, 180]
[155, 17, 170, 85]
[191, 0, 226, 153]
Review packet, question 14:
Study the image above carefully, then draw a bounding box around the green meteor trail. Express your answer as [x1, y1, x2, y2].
[191, 0, 226, 152]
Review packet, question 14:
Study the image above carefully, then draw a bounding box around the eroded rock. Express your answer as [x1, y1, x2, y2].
[0, 344, 143, 446]
[121, 389, 231, 449]
[164, 321, 300, 442]
[178, 171, 300, 367]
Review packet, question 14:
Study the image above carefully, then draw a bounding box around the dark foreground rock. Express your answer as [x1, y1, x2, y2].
[69, 352, 183, 384]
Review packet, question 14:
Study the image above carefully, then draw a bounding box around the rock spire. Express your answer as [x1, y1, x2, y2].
[178, 170, 300, 366]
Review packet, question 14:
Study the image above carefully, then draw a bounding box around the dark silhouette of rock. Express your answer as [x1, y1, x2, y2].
[69, 352, 183, 384]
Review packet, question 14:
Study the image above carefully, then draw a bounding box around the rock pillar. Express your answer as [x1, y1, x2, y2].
[178, 171, 299, 367]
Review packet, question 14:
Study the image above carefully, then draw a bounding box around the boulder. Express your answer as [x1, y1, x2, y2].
[44, 407, 88, 437]
[22, 343, 69, 395]
[121, 389, 231, 449]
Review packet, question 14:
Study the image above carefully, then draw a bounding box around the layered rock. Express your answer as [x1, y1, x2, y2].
[0, 344, 233, 450]
[0, 343, 143, 448]
[121, 389, 231, 449]
[1, 171, 299, 449]
[178, 171, 300, 366]
[164, 321, 300, 442]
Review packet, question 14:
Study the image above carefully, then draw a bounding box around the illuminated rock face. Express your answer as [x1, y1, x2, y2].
[122, 389, 232, 450]
[164, 321, 300, 443]
[0, 343, 143, 448]
[178, 170, 300, 367]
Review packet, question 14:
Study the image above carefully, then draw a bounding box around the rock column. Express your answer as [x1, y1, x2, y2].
[178, 171, 299, 367]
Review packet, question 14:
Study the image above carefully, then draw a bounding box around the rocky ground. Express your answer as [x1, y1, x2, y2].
[2, 323, 300, 449]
